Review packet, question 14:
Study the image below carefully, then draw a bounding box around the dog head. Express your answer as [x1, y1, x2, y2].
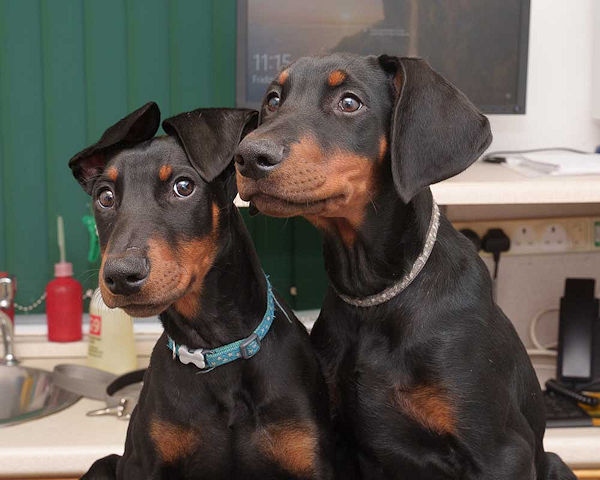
[69, 103, 257, 317]
[235, 54, 491, 227]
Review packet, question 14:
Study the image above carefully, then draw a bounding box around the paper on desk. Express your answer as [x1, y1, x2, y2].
[503, 152, 600, 177]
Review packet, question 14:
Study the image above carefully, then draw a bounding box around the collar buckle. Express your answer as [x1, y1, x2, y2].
[239, 333, 260, 359]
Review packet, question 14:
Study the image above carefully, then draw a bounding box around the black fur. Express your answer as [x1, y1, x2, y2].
[70, 104, 333, 479]
[234, 54, 576, 479]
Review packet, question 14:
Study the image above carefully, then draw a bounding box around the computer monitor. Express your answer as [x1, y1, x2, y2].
[236, 0, 530, 114]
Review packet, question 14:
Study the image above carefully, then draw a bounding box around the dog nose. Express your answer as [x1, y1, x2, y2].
[235, 138, 284, 179]
[103, 256, 149, 296]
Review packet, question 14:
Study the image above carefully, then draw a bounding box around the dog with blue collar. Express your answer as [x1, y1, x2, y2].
[70, 103, 334, 479]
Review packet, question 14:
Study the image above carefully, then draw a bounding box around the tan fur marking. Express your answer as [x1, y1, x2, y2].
[277, 69, 290, 85]
[99, 229, 219, 318]
[378, 136, 388, 162]
[237, 135, 380, 246]
[172, 203, 220, 318]
[393, 70, 403, 95]
[106, 167, 118, 182]
[327, 69, 347, 87]
[256, 422, 318, 477]
[159, 164, 173, 181]
[150, 418, 200, 464]
[393, 385, 456, 435]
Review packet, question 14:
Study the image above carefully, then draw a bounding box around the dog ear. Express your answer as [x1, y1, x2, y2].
[162, 108, 258, 188]
[378, 56, 492, 203]
[69, 102, 161, 194]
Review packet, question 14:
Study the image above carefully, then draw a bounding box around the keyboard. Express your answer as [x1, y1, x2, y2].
[544, 391, 593, 428]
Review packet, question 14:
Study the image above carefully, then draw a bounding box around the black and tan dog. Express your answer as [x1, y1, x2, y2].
[235, 54, 576, 479]
[70, 103, 333, 479]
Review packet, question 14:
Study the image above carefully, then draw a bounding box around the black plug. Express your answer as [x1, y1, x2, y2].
[481, 228, 510, 279]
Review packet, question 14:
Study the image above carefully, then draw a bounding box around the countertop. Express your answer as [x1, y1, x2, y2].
[1, 315, 599, 477]
[0, 397, 128, 477]
[1, 395, 599, 477]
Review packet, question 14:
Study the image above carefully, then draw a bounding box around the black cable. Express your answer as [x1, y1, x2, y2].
[546, 379, 599, 407]
[481, 229, 510, 280]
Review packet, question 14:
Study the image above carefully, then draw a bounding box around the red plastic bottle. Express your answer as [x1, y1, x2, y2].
[46, 262, 83, 342]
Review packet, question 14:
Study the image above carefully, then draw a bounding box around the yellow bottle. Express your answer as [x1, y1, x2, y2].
[88, 288, 137, 374]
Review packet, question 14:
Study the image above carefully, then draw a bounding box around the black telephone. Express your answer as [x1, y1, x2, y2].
[556, 278, 600, 391]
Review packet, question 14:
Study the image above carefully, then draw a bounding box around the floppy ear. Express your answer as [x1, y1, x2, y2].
[378, 56, 492, 203]
[68, 102, 160, 194]
[162, 108, 258, 199]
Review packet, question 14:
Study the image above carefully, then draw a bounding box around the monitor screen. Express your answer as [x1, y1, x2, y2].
[236, 0, 530, 114]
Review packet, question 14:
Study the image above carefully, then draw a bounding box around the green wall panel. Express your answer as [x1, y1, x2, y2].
[293, 218, 328, 310]
[0, 0, 241, 312]
[240, 210, 295, 307]
[0, 0, 50, 306]
[40, 0, 90, 297]
[168, 0, 213, 112]
[82, 0, 128, 142]
[0, 0, 327, 314]
[125, 0, 171, 113]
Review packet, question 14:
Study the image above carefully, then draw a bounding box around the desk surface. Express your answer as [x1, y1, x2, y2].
[431, 161, 600, 205]
[235, 161, 600, 207]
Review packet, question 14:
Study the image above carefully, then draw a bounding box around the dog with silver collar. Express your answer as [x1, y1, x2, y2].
[70, 103, 334, 479]
[234, 54, 575, 479]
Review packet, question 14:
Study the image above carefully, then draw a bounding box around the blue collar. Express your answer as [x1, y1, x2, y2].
[167, 275, 276, 372]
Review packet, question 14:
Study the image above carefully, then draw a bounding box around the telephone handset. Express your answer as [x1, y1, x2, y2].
[556, 278, 600, 391]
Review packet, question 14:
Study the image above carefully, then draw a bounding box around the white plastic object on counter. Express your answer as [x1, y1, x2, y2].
[87, 288, 137, 374]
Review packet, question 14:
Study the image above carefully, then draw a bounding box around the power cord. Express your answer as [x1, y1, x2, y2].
[546, 379, 599, 406]
[528, 307, 559, 352]
[481, 229, 510, 280]
[482, 147, 590, 163]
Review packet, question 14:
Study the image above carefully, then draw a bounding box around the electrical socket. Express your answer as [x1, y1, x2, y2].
[454, 216, 600, 256]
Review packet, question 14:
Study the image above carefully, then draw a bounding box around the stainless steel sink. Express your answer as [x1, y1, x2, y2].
[0, 309, 80, 427]
[0, 364, 80, 427]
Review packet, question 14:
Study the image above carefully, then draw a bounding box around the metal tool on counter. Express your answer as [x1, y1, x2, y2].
[52, 364, 145, 420]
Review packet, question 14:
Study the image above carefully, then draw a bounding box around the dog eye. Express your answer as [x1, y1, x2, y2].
[173, 178, 195, 198]
[97, 188, 115, 209]
[265, 92, 281, 112]
[338, 94, 362, 113]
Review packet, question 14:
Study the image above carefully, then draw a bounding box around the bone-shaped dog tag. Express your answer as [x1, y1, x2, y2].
[178, 346, 207, 370]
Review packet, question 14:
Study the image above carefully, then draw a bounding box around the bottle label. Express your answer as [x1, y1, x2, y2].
[90, 314, 102, 336]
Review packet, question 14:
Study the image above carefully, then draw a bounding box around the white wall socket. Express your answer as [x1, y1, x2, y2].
[453, 216, 600, 256]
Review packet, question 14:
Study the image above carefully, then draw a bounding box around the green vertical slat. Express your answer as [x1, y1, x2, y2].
[240, 210, 295, 307]
[212, 0, 237, 106]
[0, 0, 49, 307]
[40, 1, 92, 296]
[125, 0, 170, 115]
[292, 218, 328, 310]
[168, 1, 213, 113]
[83, 0, 128, 142]
[0, 2, 7, 269]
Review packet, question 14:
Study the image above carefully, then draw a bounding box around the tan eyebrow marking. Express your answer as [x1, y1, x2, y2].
[278, 69, 290, 85]
[159, 164, 172, 181]
[328, 70, 347, 87]
[106, 167, 118, 182]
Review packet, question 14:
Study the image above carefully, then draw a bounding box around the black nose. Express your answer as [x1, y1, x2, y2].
[235, 138, 284, 179]
[103, 256, 149, 296]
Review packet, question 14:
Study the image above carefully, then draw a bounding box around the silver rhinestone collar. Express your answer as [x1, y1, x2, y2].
[334, 201, 440, 308]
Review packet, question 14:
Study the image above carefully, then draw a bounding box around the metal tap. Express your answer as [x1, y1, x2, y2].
[0, 276, 18, 365]
[0, 311, 18, 365]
